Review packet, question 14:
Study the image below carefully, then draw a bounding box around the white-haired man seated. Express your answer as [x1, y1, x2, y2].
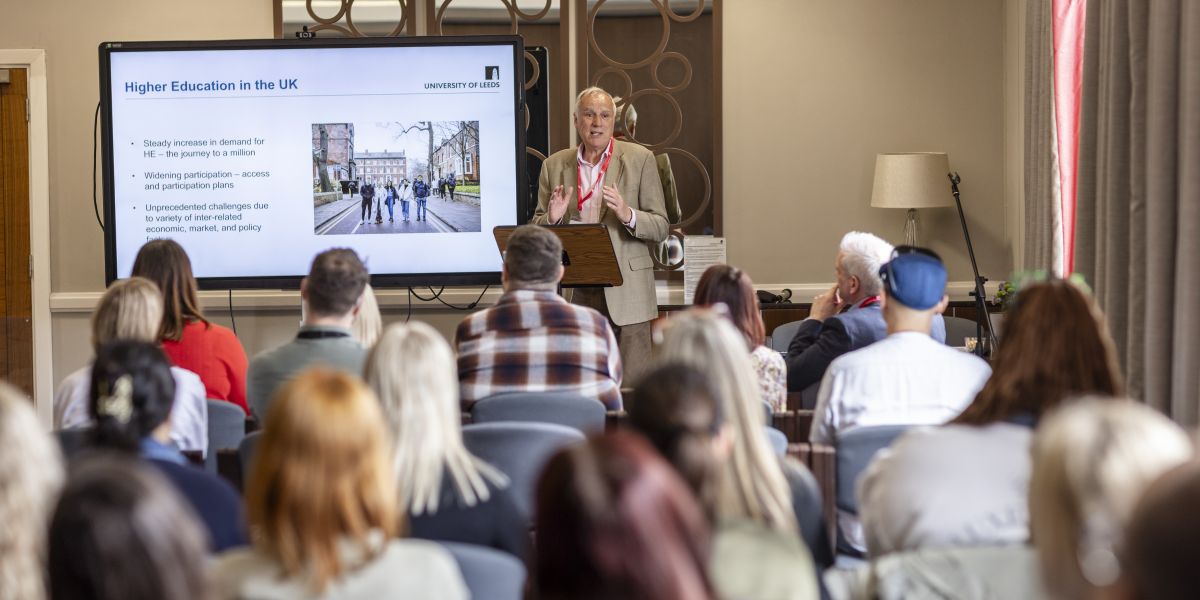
[785, 232, 946, 405]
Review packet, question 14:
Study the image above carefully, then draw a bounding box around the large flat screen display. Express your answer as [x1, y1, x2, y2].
[100, 36, 526, 288]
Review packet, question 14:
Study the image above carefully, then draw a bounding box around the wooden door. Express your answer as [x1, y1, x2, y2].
[0, 68, 34, 398]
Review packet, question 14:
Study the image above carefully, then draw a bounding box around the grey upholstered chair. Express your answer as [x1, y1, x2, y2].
[440, 542, 526, 600]
[55, 427, 92, 460]
[835, 425, 910, 556]
[461, 422, 585, 524]
[765, 426, 788, 457]
[770, 320, 805, 353]
[205, 399, 245, 473]
[237, 430, 262, 488]
[471, 391, 606, 433]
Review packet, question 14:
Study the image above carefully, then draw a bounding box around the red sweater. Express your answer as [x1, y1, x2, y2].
[162, 320, 249, 414]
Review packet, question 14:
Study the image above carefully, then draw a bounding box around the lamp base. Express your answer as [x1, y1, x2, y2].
[903, 208, 920, 246]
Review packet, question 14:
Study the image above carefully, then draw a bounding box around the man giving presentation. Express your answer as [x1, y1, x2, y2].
[532, 87, 669, 380]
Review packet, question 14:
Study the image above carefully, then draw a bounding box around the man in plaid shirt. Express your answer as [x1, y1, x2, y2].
[455, 225, 623, 410]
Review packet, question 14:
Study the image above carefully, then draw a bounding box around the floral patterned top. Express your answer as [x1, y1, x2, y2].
[751, 344, 787, 412]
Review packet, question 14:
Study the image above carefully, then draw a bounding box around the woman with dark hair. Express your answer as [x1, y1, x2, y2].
[535, 431, 715, 600]
[693, 264, 787, 411]
[629, 364, 818, 600]
[859, 279, 1124, 556]
[48, 456, 210, 600]
[89, 339, 246, 551]
[214, 369, 467, 599]
[132, 239, 249, 414]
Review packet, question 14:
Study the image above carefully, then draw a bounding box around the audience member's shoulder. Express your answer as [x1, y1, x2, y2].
[170, 365, 204, 388]
[148, 459, 240, 504]
[615, 138, 653, 159]
[890, 422, 1032, 460]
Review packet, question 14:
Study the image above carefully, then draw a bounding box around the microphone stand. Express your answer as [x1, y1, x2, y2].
[948, 172, 998, 357]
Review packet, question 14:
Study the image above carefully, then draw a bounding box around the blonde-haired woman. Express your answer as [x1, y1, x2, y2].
[214, 369, 467, 599]
[365, 322, 525, 557]
[1030, 398, 1192, 600]
[53, 277, 207, 455]
[653, 311, 826, 563]
[351, 284, 383, 348]
[0, 383, 63, 600]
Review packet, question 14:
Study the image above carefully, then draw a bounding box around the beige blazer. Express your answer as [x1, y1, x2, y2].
[532, 139, 669, 326]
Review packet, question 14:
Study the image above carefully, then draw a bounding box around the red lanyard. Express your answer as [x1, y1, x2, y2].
[577, 140, 614, 210]
[858, 296, 880, 309]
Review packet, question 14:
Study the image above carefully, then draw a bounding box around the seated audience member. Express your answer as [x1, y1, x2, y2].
[54, 277, 207, 455]
[693, 264, 787, 411]
[132, 239, 250, 414]
[858, 279, 1123, 557]
[656, 311, 833, 571]
[352, 283, 383, 348]
[629, 364, 818, 600]
[454, 224, 622, 410]
[0, 382, 64, 600]
[88, 340, 246, 551]
[1029, 398, 1191, 600]
[214, 369, 468, 599]
[365, 322, 525, 557]
[785, 231, 946, 399]
[48, 457, 210, 600]
[812, 248, 990, 553]
[248, 248, 369, 420]
[536, 431, 715, 600]
[1120, 460, 1200, 600]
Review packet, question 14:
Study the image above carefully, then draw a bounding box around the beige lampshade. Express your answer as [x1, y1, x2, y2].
[870, 152, 955, 209]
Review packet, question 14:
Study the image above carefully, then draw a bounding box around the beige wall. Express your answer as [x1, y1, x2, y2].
[2, 0, 1012, 391]
[724, 0, 1011, 285]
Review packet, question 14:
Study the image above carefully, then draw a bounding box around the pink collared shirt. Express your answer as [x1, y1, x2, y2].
[574, 140, 636, 228]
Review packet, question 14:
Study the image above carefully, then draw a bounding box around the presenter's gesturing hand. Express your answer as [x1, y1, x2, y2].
[548, 184, 574, 223]
[602, 184, 633, 225]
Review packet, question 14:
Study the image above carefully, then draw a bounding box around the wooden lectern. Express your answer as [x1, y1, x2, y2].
[493, 224, 623, 288]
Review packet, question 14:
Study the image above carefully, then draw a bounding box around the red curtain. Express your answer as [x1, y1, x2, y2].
[1053, 0, 1087, 273]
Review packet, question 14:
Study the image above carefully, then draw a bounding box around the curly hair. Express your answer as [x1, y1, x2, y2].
[0, 384, 64, 600]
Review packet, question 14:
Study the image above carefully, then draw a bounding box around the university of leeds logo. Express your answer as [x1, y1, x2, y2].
[485, 66, 500, 80]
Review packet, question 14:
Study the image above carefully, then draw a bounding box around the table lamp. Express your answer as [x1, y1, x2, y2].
[870, 152, 955, 246]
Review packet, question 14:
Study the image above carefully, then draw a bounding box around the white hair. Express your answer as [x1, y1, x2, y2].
[0, 383, 63, 600]
[364, 322, 506, 515]
[838, 231, 893, 296]
[1030, 397, 1192, 598]
[574, 86, 615, 112]
[654, 310, 797, 534]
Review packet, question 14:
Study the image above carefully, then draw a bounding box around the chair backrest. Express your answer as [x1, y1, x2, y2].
[770, 320, 805, 352]
[439, 542, 526, 600]
[471, 392, 606, 433]
[942, 316, 982, 348]
[835, 425, 910, 514]
[781, 459, 834, 573]
[237, 431, 262, 488]
[206, 399, 246, 473]
[765, 426, 788, 457]
[461, 422, 585, 524]
[55, 427, 92, 460]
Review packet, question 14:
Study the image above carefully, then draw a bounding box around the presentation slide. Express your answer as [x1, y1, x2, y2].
[102, 39, 522, 286]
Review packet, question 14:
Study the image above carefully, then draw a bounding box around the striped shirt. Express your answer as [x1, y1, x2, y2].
[454, 289, 623, 409]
